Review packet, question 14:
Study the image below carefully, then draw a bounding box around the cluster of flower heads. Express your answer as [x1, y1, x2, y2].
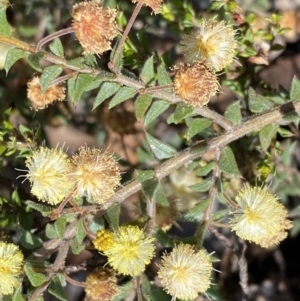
[0, 242, 24, 296]
[92, 225, 213, 300]
[174, 18, 238, 108]
[230, 184, 292, 248]
[25, 146, 121, 205]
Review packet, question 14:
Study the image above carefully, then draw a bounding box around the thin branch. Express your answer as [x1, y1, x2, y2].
[238, 239, 249, 301]
[36, 26, 74, 52]
[111, 1, 143, 68]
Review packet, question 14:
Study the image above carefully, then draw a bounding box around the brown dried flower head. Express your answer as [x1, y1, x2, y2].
[131, 0, 163, 14]
[72, 0, 118, 54]
[173, 62, 219, 107]
[27, 76, 65, 110]
[71, 147, 121, 204]
[85, 267, 119, 301]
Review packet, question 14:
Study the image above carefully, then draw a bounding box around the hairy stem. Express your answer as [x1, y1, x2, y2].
[36, 26, 74, 52]
[111, 1, 143, 68]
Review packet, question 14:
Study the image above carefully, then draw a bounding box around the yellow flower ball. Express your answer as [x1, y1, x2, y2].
[25, 147, 74, 205]
[104, 226, 155, 276]
[0, 242, 24, 296]
[181, 18, 237, 71]
[230, 184, 293, 248]
[158, 244, 212, 300]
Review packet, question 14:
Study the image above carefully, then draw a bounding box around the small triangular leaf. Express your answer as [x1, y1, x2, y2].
[4, 48, 27, 74]
[49, 38, 64, 57]
[145, 132, 176, 160]
[135, 93, 153, 121]
[224, 100, 242, 125]
[290, 75, 300, 101]
[24, 262, 47, 287]
[259, 123, 278, 151]
[104, 203, 120, 232]
[181, 198, 210, 222]
[71, 73, 95, 103]
[248, 87, 273, 113]
[144, 99, 170, 127]
[141, 55, 155, 85]
[219, 146, 240, 176]
[93, 82, 121, 110]
[135, 169, 155, 182]
[0, 7, 11, 36]
[173, 103, 194, 124]
[109, 86, 137, 108]
[187, 118, 211, 140]
[27, 53, 44, 72]
[189, 178, 212, 192]
[40, 65, 63, 93]
[48, 275, 68, 301]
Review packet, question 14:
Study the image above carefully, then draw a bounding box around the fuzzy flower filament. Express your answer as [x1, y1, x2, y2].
[72, 0, 118, 54]
[0, 242, 24, 296]
[71, 147, 121, 204]
[173, 61, 220, 107]
[230, 184, 292, 248]
[25, 147, 74, 205]
[27, 76, 65, 110]
[101, 226, 155, 276]
[158, 244, 212, 300]
[181, 18, 237, 71]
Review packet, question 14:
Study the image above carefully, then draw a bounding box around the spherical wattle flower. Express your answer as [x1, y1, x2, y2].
[72, 0, 118, 54]
[173, 62, 219, 107]
[158, 244, 212, 300]
[0, 242, 24, 296]
[181, 18, 237, 71]
[230, 184, 293, 248]
[25, 147, 74, 205]
[104, 226, 155, 276]
[93, 229, 113, 253]
[85, 267, 119, 301]
[27, 76, 65, 110]
[71, 147, 121, 204]
[131, 0, 163, 14]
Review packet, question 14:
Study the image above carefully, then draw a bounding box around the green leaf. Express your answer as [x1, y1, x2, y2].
[0, 7, 11, 36]
[48, 275, 68, 301]
[12, 286, 25, 301]
[76, 218, 86, 244]
[277, 126, 294, 138]
[153, 227, 174, 248]
[219, 146, 240, 176]
[189, 178, 212, 192]
[92, 82, 121, 110]
[141, 274, 152, 301]
[154, 183, 169, 206]
[104, 203, 120, 232]
[17, 226, 43, 249]
[67, 78, 76, 102]
[135, 94, 153, 121]
[290, 75, 300, 101]
[112, 280, 134, 301]
[110, 43, 123, 71]
[212, 209, 229, 222]
[49, 38, 64, 57]
[144, 99, 170, 127]
[157, 62, 172, 86]
[67, 57, 85, 68]
[187, 118, 211, 140]
[173, 103, 193, 124]
[141, 55, 155, 85]
[84, 53, 97, 68]
[145, 132, 176, 160]
[25, 200, 53, 217]
[142, 178, 158, 200]
[224, 101, 242, 125]
[135, 169, 155, 182]
[27, 53, 44, 72]
[85, 77, 103, 91]
[45, 223, 59, 239]
[4, 48, 27, 74]
[71, 73, 95, 103]
[109, 86, 137, 108]
[54, 216, 67, 239]
[195, 162, 215, 176]
[70, 238, 86, 255]
[248, 87, 273, 113]
[24, 262, 47, 287]
[259, 123, 278, 151]
[40, 65, 63, 93]
[181, 198, 210, 222]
